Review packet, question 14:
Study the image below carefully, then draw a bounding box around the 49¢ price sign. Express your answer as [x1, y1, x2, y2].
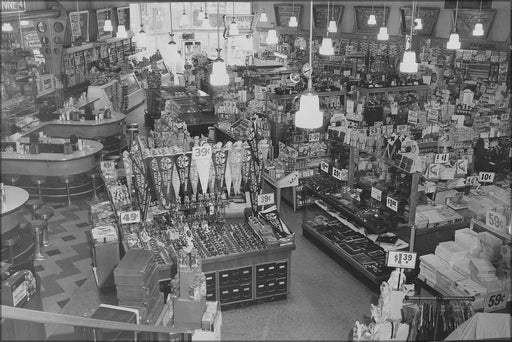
[257, 193, 275, 206]
[192, 145, 212, 160]
[386, 251, 417, 269]
[484, 290, 509, 312]
[120, 210, 141, 225]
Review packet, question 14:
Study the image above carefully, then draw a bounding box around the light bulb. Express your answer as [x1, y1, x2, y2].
[414, 18, 423, 30]
[289, 16, 298, 27]
[447, 32, 461, 50]
[210, 58, 229, 86]
[319, 37, 334, 56]
[229, 20, 239, 35]
[266, 28, 278, 45]
[260, 11, 268, 22]
[295, 89, 323, 129]
[368, 14, 377, 26]
[117, 25, 128, 38]
[202, 16, 211, 29]
[327, 20, 337, 33]
[2, 23, 13, 31]
[473, 22, 484, 36]
[399, 50, 418, 73]
[104, 19, 113, 32]
[377, 27, 389, 41]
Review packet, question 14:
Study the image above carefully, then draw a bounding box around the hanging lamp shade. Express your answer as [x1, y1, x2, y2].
[197, 7, 204, 21]
[117, 25, 128, 38]
[295, 89, 323, 129]
[367, 14, 377, 26]
[377, 27, 389, 41]
[447, 32, 461, 49]
[260, 11, 268, 22]
[104, 19, 113, 32]
[414, 18, 423, 30]
[2, 23, 13, 31]
[266, 28, 278, 44]
[181, 10, 188, 27]
[473, 22, 484, 36]
[327, 19, 337, 33]
[289, 16, 298, 27]
[319, 37, 334, 56]
[229, 20, 239, 35]
[202, 14, 210, 28]
[399, 50, 418, 73]
[210, 58, 229, 86]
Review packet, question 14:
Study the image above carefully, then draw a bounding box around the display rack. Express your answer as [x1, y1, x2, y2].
[87, 79, 121, 111]
[119, 72, 144, 113]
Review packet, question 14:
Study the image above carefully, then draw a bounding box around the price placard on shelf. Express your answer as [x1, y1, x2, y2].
[332, 167, 343, 180]
[320, 161, 329, 173]
[308, 132, 320, 142]
[192, 145, 212, 160]
[386, 251, 417, 269]
[478, 172, 495, 183]
[486, 211, 507, 231]
[483, 290, 509, 312]
[386, 196, 398, 212]
[120, 210, 141, 225]
[466, 175, 479, 186]
[257, 193, 275, 206]
[434, 153, 450, 164]
[371, 187, 382, 201]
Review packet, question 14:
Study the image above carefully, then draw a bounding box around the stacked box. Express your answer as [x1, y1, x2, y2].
[419, 254, 449, 285]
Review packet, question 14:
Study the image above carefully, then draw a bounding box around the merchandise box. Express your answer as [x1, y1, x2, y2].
[173, 297, 206, 326]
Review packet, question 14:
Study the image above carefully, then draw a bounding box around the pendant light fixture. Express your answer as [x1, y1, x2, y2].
[473, 0, 484, 36]
[104, 9, 113, 32]
[202, 2, 210, 29]
[368, 1, 377, 26]
[414, 3, 422, 30]
[377, 1, 388, 41]
[197, 3, 204, 22]
[260, 9, 268, 22]
[447, 0, 461, 49]
[117, 25, 128, 38]
[289, 1, 298, 27]
[210, 0, 229, 86]
[295, 0, 323, 130]
[229, 2, 239, 35]
[319, 1, 334, 56]
[327, 0, 337, 33]
[138, 3, 145, 34]
[399, 0, 418, 73]
[266, 24, 278, 45]
[181, 4, 189, 27]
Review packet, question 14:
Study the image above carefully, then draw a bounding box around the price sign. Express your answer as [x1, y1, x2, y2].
[484, 290, 509, 312]
[386, 251, 417, 269]
[466, 175, 479, 186]
[386, 196, 398, 212]
[100, 161, 115, 171]
[320, 161, 329, 173]
[371, 187, 382, 201]
[486, 211, 507, 231]
[332, 167, 342, 180]
[120, 210, 141, 225]
[192, 145, 212, 160]
[308, 132, 320, 142]
[407, 110, 418, 125]
[257, 193, 275, 206]
[500, 113, 509, 121]
[434, 153, 450, 164]
[478, 172, 495, 183]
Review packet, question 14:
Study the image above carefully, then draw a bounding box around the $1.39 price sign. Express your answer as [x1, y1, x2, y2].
[386, 196, 398, 212]
[192, 145, 212, 160]
[308, 132, 320, 142]
[257, 193, 275, 206]
[332, 167, 343, 180]
[120, 210, 141, 225]
[484, 290, 509, 312]
[434, 153, 450, 164]
[386, 250, 417, 269]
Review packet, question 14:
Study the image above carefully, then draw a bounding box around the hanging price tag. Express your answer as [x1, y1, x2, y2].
[386, 196, 398, 212]
[371, 187, 382, 201]
[478, 172, 495, 183]
[332, 167, 342, 180]
[466, 175, 479, 186]
[484, 290, 509, 312]
[308, 132, 320, 142]
[320, 161, 329, 173]
[192, 145, 212, 160]
[257, 193, 275, 206]
[386, 251, 417, 269]
[119, 210, 141, 224]
[486, 211, 507, 231]
[434, 153, 450, 164]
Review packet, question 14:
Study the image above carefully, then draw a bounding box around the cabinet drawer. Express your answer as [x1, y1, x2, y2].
[205, 272, 216, 289]
[239, 266, 252, 283]
[266, 279, 277, 295]
[206, 287, 216, 301]
[219, 270, 231, 286]
[240, 284, 252, 299]
[276, 261, 288, 278]
[231, 286, 241, 301]
[219, 288, 231, 302]
[256, 281, 267, 297]
[276, 277, 287, 294]
[256, 265, 267, 279]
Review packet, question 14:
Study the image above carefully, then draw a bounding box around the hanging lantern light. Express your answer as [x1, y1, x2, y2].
[229, 2, 239, 35]
[2, 23, 13, 31]
[319, 37, 334, 56]
[210, 1, 229, 86]
[260, 10, 268, 22]
[377, 27, 389, 41]
[400, 50, 418, 73]
[473, 1, 484, 36]
[117, 25, 128, 38]
[327, 19, 337, 33]
[367, 14, 377, 26]
[295, 0, 323, 130]
[446, 32, 461, 49]
[414, 18, 423, 30]
[266, 25, 278, 45]
[202, 13, 211, 29]
[197, 3, 204, 22]
[104, 16, 113, 32]
[289, 16, 298, 27]
[181, 6, 189, 27]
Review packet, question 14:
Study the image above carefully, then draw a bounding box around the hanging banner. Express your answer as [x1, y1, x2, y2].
[2, 1, 25, 13]
[212, 149, 229, 192]
[148, 155, 176, 209]
[174, 152, 192, 201]
[196, 144, 213, 194]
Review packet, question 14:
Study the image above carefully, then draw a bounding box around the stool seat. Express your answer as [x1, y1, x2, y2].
[29, 219, 46, 229]
[36, 206, 54, 221]
[93, 136, 105, 144]
[99, 150, 109, 160]
[26, 199, 44, 211]
[31, 176, 47, 185]
[87, 172, 99, 179]
[59, 176, 74, 183]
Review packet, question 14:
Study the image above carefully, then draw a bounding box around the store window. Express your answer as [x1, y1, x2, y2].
[130, 2, 251, 67]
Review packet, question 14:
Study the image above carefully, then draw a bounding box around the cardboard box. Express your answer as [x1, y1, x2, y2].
[173, 297, 206, 325]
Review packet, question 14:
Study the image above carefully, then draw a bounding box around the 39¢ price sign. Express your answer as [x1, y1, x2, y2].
[386, 251, 417, 269]
[192, 145, 212, 160]
[484, 290, 509, 312]
[257, 193, 275, 206]
[120, 210, 141, 225]
[478, 172, 495, 183]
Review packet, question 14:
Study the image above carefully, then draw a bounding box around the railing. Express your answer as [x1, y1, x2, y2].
[1, 305, 187, 340]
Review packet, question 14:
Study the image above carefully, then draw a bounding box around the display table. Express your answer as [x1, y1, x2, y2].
[263, 172, 299, 213]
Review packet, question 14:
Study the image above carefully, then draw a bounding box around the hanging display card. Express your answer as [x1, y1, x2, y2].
[223, 14, 258, 37]
[400, 7, 439, 36]
[116, 6, 130, 29]
[69, 11, 89, 42]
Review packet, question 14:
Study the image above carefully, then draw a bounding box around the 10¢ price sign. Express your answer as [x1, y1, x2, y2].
[484, 290, 509, 312]
[120, 210, 141, 225]
[386, 251, 417, 269]
[257, 193, 275, 206]
[192, 145, 212, 160]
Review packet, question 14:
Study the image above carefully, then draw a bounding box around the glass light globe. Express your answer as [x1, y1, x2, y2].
[295, 89, 323, 129]
[319, 37, 334, 56]
[399, 50, 418, 73]
[289, 16, 298, 27]
[473, 23, 484, 36]
[447, 32, 461, 49]
[377, 27, 389, 41]
[229, 21, 239, 35]
[327, 20, 337, 33]
[260, 11, 268, 22]
[197, 7, 204, 22]
[210, 58, 229, 86]
[117, 25, 128, 38]
[202, 15, 210, 29]
[104, 19, 113, 32]
[414, 18, 423, 30]
[266, 29, 278, 45]
[367, 14, 377, 26]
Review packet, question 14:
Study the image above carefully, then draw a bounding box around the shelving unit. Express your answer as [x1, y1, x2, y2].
[87, 79, 121, 111]
[119, 72, 144, 113]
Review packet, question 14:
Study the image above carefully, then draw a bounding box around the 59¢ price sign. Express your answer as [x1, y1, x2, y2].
[484, 290, 509, 312]
[257, 193, 275, 206]
[120, 210, 141, 225]
[192, 145, 212, 160]
[386, 251, 417, 269]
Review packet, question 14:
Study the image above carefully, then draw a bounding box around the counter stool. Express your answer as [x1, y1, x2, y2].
[106, 155, 121, 168]
[99, 150, 110, 161]
[115, 133, 124, 155]
[87, 172, 100, 202]
[59, 176, 74, 207]
[31, 176, 47, 201]
[3, 236, 19, 264]
[5, 174, 20, 186]
[36, 206, 54, 247]
[25, 199, 44, 220]
[29, 219, 46, 261]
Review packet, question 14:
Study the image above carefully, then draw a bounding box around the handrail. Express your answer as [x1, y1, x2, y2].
[1, 305, 185, 335]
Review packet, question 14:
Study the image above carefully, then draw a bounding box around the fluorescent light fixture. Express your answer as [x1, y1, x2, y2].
[399, 50, 418, 73]
[473, 22, 484, 36]
[289, 16, 298, 27]
[377, 27, 389, 41]
[447, 32, 461, 49]
[319, 37, 334, 56]
[327, 19, 337, 33]
[367, 14, 377, 26]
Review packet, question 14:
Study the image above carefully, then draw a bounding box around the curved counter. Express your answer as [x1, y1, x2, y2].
[1, 186, 29, 234]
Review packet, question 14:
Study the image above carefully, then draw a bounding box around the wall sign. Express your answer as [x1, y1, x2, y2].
[313, 4, 343, 29]
[1, 0, 25, 13]
[400, 6, 439, 36]
[223, 14, 258, 37]
[69, 11, 89, 43]
[274, 4, 303, 27]
[354, 6, 390, 33]
[455, 9, 496, 39]
[96, 8, 113, 40]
